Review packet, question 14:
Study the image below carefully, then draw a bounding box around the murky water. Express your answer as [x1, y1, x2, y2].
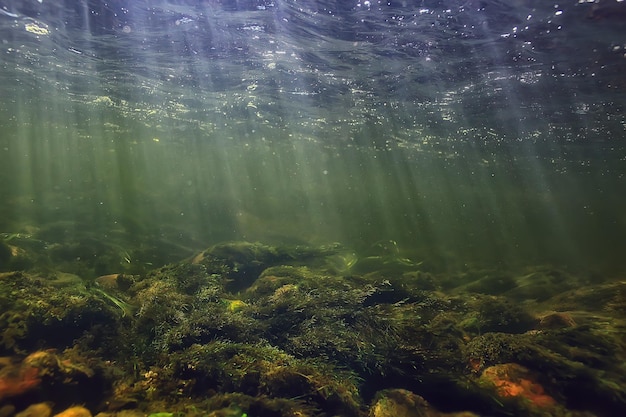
[1, 0, 625, 276]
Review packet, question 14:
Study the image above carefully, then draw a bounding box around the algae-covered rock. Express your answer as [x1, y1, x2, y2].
[464, 327, 626, 416]
[369, 389, 479, 417]
[0, 271, 123, 354]
[504, 267, 581, 302]
[458, 295, 537, 335]
[370, 389, 433, 417]
[2, 236, 625, 417]
[541, 280, 626, 312]
[126, 262, 258, 355]
[0, 348, 104, 410]
[0, 237, 36, 272]
[189, 241, 345, 291]
[535, 311, 577, 330]
[152, 341, 364, 416]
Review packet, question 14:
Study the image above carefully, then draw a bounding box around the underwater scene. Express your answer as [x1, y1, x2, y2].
[1, 0, 625, 416]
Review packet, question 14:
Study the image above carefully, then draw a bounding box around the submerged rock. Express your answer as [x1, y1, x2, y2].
[15, 403, 52, 417]
[370, 389, 432, 417]
[0, 240, 624, 417]
[479, 363, 557, 409]
[370, 389, 479, 417]
[53, 407, 92, 417]
[189, 241, 346, 291]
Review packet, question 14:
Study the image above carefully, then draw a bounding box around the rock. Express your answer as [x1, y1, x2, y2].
[370, 389, 433, 417]
[536, 311, 577, 330]
[0, 359, 41, 400]
[479, 363, 556, 408]
[0, 405, 15, 417]
[15, 403, 52, 417]
[95, 274, 135, 291]
[370, 389, 479, 417]
[53, 407, 92, 417]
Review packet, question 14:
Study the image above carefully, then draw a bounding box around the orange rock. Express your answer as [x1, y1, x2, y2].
[0, 365, 41, 400]
[480, 363, 556, 408]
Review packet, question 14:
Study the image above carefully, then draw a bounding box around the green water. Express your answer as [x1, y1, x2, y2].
[1, 98, 624, 275]
[1, 0, 626, 276]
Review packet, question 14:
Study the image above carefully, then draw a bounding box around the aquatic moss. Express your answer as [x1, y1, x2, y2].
[166, 341, 363, 416]
[0, 312, 28, 352]
[460, 296, 537, 335]
[0, 270, 122, 354]
[2, 240, 623, 416]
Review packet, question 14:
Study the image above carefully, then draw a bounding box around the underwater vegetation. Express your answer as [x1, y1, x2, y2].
[0, 238, 625, 417]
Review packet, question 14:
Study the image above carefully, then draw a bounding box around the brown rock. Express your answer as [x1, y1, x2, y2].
[53, 407, 92, 417]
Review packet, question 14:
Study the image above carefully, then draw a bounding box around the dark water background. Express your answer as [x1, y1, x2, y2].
[0, 0, 625, 275]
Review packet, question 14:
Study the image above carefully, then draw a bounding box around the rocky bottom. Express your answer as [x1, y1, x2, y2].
[1, 241, 625, 417]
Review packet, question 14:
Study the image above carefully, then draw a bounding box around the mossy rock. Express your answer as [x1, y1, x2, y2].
[459, 296, 537, 335]
[189, 242, 344, 292]
[0, 271, 123, 354]
[166, 341, 363, 416]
